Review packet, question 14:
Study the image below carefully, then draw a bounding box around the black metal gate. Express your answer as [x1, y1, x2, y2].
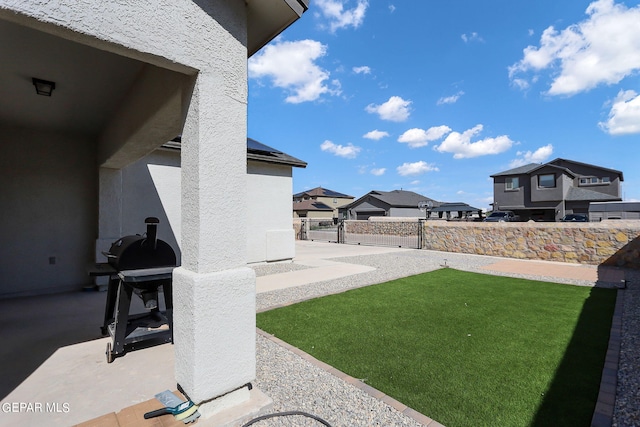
[304, 219, 339, 242]
[339, 219, 423, 249]
[300, 219, 423, 249]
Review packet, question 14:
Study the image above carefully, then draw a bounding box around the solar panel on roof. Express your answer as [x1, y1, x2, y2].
[247, 138, 282, 154]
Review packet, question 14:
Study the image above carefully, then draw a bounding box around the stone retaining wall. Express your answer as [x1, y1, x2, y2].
[423, 221, 640, 268]
[345, 219, 420, 237]
[293, 219, 640, 269]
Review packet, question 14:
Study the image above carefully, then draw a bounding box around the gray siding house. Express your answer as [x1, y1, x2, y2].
[490, 158, 623, 221]
[343, 190, 439, 220]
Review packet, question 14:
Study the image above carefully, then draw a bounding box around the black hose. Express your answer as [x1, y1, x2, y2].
[241, 410, 333, 426]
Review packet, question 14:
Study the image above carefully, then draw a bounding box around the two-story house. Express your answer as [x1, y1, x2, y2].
[293, 187, 354, 219]
[490, 158, 623, 221]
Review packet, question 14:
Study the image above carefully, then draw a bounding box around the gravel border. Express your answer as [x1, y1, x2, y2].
[613, 270, 640, 427]
[252, 248, 637, 426]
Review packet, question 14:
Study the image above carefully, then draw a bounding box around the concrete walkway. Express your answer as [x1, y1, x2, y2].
[256, 242, 408, 294]
[0, 241, 621, 427]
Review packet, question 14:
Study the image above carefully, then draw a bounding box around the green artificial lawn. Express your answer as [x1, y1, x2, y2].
[257, 268, 616, 427]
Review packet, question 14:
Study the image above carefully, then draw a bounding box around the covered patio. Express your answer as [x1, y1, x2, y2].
[0, 0, 308, 424]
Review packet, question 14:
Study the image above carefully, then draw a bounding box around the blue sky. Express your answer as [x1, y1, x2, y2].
[248, 0, 640, 209]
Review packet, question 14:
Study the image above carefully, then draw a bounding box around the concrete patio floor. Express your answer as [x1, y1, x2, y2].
[0, 241, 625, 426]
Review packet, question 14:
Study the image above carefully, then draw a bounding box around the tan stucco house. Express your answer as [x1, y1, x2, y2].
[293, 186, 354, 219]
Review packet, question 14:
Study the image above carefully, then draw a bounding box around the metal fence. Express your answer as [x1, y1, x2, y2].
[303, 219, 339, 243]
[339, 219, 422, 249]
[299, 219, 423, 249]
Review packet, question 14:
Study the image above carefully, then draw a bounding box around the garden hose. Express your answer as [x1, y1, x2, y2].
[242, 410, 333, 426]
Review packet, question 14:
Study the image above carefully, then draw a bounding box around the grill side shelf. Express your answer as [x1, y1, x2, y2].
[117, 267, 174, 283]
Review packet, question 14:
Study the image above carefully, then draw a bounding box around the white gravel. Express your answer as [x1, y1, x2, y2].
[613, 270, 640, 427]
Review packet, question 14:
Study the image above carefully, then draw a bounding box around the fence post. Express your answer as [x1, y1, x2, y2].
[418, 218, 425, 249]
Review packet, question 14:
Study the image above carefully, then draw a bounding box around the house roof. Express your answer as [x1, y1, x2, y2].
[347, 190, 439, 209]
[566, 187, 622, 202]
[293, 187, 353, 199]
[246, 138, 307, 167]
[370, 190, 438, 207]
[292, 200, 333, 212]
[431, 202, 482, 212]
[164, 137, 307, 168]
[491, 158, 624, 180]
[490, 163, 540, 177]
[547, 158, 624, 180]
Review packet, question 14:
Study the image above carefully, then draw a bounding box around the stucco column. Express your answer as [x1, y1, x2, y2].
[94, 167, 123, 288]
[173, 64, 256, 409]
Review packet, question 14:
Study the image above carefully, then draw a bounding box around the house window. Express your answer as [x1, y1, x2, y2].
[333, 198, 337, 204]
[602, 176, 610, 183]
[505, 177, 519, 190]
[538, 174, 555, 188]
[579, 176, 603, 185]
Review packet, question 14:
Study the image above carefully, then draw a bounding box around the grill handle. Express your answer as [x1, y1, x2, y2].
[144, 217, 160, 250]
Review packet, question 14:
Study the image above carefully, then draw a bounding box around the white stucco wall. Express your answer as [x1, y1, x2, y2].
[247, 160, 295, 263]
[98, 152, 295, 267]
[0, 126, 96, 297]
[96, 149, 182, 269]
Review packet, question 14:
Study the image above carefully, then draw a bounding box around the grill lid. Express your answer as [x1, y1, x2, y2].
[104, 218, 176, 271]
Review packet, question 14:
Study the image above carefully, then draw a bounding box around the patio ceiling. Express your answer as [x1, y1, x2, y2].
[0, 0, 308, 136]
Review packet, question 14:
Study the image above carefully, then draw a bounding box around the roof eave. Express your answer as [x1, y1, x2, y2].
[247, 0, 309, 57]
[247, 153, 307, 168]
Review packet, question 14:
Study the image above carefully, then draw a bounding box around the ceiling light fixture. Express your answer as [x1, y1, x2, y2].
[32, 78, 56, 96]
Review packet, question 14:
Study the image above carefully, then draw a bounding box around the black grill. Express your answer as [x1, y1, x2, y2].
[95, 217, 176, 363]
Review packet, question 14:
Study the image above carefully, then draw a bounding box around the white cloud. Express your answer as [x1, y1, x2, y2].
[396, 161, 439, 176]
[509, 0, 640, 96]
[248, 39, 340, 103]
[363, 130, 389, 140]
[433, 124, 514, 159]
[437, 91, 465, 105]
[365, 96, 412, 122]
[599, 89, 640, 135]
[315, 0, 369, 33]
[398, 126, 452, 148]
[410, 180, 420, 185]
[320, 140, 361, 158]
[509, 144, 554, 168]
[461, 32, 484, 43]
[353, 65, 371, 74]
[389, 5, 396, 13]
[371, 168, 386, 176]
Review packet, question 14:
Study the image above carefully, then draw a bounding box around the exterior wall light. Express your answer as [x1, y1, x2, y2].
[32, 78, 56, 96]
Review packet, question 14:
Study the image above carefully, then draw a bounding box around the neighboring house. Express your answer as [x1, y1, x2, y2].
[429, 202, 484, 221]
[292, 200, 334, 218]
[343, 190, 440, 220]
[293, 187, 354, 219]
[490, 158, 623, 221]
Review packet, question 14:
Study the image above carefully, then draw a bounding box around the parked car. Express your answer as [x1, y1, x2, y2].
[560, 214, 589, 222]
[484, 211, 520, 222]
